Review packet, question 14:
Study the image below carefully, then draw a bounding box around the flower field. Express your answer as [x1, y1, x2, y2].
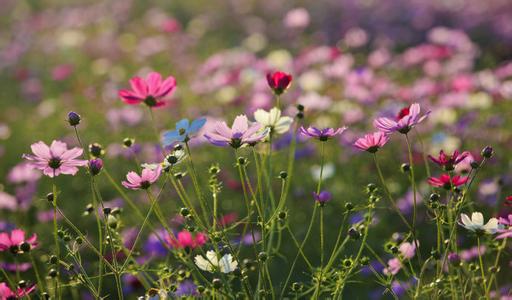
[1, 1, 512, 299]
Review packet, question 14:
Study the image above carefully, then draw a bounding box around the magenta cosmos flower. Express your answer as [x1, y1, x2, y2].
[167, 230, 208, 249]
[0, 282, 36, 299]
[122, 165, 162, 190]
[23, 140, 87, 177]
[374, 103, 430, 134]
[429, 150, 470, 171]
[0, 229, 38, 254]
[204, 115, 269, 148]
[299, 126, 347, 141]
[354, 131, 390, 153]
[428, 174, 468, 190]
[266, 71, 292, 95]
[118, 72, 176, 108]
[496, 214, 512, 239]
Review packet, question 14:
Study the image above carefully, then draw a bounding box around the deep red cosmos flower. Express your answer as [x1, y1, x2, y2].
[428, 174, 468, 190]
[428, 150, 470, 171]
[266, 71, 292, 95]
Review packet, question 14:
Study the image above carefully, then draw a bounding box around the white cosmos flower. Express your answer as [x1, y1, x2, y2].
[194, 250, 238, 273]
[254, 107, 293, 135]
[460, 212, 499, 234]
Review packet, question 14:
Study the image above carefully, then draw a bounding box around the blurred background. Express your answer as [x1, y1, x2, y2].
[1, 0, 512, 298]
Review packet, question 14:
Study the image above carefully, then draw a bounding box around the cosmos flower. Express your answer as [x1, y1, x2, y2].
[0, 282, 36, 299]
[194, 250, 238, 273]
[23, 140, 87, 178]
[496, 214, 512, 239]
[162, 118, 207, 147]
[166, 230, 208, 249]
[504, 195, 512, 207]
[313, 191, 332, 205]
[118, 72, 176, 108]
[122, 165, 162, 190]
[428, 150, 470, 171]
[266, 71, 292, 95]
[460, 212, 498, 234]
[428, 174, 468, 189]
[398, 241, 418, 259]
[383, 258, 401, 276]
[353, 132, 390, 153]
[253, 107, 293, 135]
[299, 126, 347, 141]
[0, 229, 38, 253]
[204, 115, 269, 148]
[374, 103, 430, 134]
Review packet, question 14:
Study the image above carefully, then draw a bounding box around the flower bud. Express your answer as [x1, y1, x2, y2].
[279, 171, 288, 179]
[258, 252, 268, 262]
[48, 268, 58, 278]
[400, 163, 410, 173]
[180, 207, 190, 217]
[20, 242, 31, 252]
[46, 193, 54, 202]
[344, 202, 354, 211]
[348, 227, 360, 240]
[212, 278, 222, 289]
[481, 146, 494, 158]
[88, 158, 103, 176]
[67, 111, 81, 126]
[89, 143, 104, 158]
[123, 138, 134, 148]
[297, 104, 305, 111]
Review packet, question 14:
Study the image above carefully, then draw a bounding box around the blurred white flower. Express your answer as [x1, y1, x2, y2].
[460, 212, 498, 234]
[284, 8, 310, 29]
[195, 250, 238, 273]
[311, 163, 335, 182]
[254, 107, 293, 135]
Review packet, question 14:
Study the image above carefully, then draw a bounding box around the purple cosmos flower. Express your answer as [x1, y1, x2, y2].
[23, 140, 88, 178]
[174, 280, 199, 297]
[313, 191, 332, 205]
[204, 115, 268, 148]
[496, 214, 512, 239]
[299, 126, 347, 141]
[374, 103, 430, 134]
[353, 131, 390, 153]
[122, 165, 162, 190]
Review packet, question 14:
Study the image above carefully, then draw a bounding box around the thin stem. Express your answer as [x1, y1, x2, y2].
[477, 236, 489, 299]
[405, 134, 422, 261]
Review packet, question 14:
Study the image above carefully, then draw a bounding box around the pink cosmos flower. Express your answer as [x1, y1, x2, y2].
[374, 103, 430, 134]
[0, 229, 38, 253]
[353, 131, 390, 153]
[299, 126, 347, 141]
[428, 150, 470, 171]
[383, 258, 401, 276]
[122, 165, 162, 190]
[118, 72, 176, 108]
[428, 174, 468, 189]
[204, 115, 268, 148]
[167, 230, 208, 249]
[23, 141, 87, 178]
[0, 282, 36, 299]
[496, 214, 512, 240]
[399, 241, 418, 259]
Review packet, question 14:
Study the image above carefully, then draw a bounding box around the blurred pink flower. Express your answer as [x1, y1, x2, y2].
[0, 282, 36, 299]
[119, 72, 176, 108]
[374, 103, 430, 134]
[122, 165, 162, 190]
[353, 132, 389, 153]
[23, 140, 87, 178]
[0, 192, 16, 211]
[205, 115, 268, 148]
[0, 229, 38, 253]
[167, 230, 208, 249]
[7, 162, 41, 183]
